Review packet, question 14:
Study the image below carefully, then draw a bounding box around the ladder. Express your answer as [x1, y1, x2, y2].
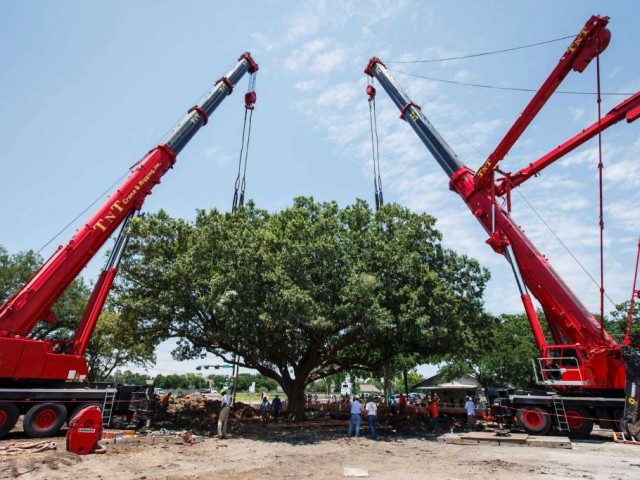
[613, 431, 640, 445]
[102, 388, 117, 428]
[552, 396, 570, 433]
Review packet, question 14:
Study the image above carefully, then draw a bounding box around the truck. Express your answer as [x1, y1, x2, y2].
[0, 52, 259, 438]
[365, 15, 640, 437]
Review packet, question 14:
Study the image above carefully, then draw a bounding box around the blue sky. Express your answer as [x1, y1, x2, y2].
[2, 1, 639, 380]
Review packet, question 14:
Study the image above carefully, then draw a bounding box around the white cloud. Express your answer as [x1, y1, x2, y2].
[282, 0, 407, 44]
[316, 83, 359, 109]
[284, 38, 347, 75]
[453, 70, 477, 83]
[569, 106, 584, 121]
[313, 48, 348, 74]
[608, 66, 621, 80]
[606, 199, 640, 233]
[250, 33, 274, 52]
[203, 146, 232, 166]
[603, 137, 640, 187]
[294, 80, 321, 92]
[562, 146, 599, 167]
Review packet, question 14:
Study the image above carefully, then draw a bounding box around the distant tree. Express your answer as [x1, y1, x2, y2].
[154, 373, 205, 389]
[85, 310, 155, 381]
[0, 245, 89, 339]
[439, 312, 541, 389]
[207, 374, 228, 390]
[116, 198, 490, 420]
[111, 370, 152, 385]
[606, 301, 640, 344]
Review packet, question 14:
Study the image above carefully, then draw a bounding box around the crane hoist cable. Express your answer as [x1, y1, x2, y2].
[595, 33, 606, 333]
[383, 34, 575, 64]
[230, 71, 257, 403]
[232, 72, 257, 213]
[366, 78, 384, 211]
[387, 69, 633, 96]
[625, 235, 640, 346]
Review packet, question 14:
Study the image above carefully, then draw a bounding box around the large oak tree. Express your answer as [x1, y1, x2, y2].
[116, 198, 491, 419]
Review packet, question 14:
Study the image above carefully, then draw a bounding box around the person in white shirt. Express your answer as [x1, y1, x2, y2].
[465, 396, 476, 431]
[365, 398, 377, 440]
[347, 396, 363, 437]
[218, 389, 231, 438]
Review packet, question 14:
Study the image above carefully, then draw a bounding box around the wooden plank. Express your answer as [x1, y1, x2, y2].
[438, 432, 572, 449]
[460, 432, 529, 444]
[527, 436, 572, 449]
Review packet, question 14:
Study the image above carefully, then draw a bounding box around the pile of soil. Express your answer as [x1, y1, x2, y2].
[154, 394, 257, 434]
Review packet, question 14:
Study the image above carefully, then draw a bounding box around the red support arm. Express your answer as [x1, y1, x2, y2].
[474, 15, 611, 185]
[496, 91, 640, 195]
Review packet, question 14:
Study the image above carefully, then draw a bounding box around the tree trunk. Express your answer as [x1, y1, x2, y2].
[283, 379, 307, 421]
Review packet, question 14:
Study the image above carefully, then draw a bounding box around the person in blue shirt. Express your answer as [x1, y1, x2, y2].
[347, 396, 363, 437]
[465, 396, 477, 431]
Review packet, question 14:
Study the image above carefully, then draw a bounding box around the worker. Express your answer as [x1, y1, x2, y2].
[260, 396, 271, 426]
[389, 395, 397, 416]
[271, 394, 282, 423]
[347, 395, 363, 437]
[428, 393, 441, 433]
[465, 396, 477, 431]
[365, 397, 377, 440]
[218, 389, 231, 439]
[398, 394, 407, 418]
[161, 391, 172, 413]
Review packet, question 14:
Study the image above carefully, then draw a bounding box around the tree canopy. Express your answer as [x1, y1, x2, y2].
[117, 197, 491, 419]
[438, 312, 539, 389]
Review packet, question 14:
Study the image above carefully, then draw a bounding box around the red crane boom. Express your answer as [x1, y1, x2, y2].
[0, 52, 258, 382]
[365, 16, 640, 436]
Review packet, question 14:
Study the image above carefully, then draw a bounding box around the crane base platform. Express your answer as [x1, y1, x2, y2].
[437, 431, 572, 449]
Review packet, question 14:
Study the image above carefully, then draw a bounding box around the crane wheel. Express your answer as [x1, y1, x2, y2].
[516, 406, 551, 435]
[0, 402, 20, 437]
[23, 403, 67, 438]
[612, 407, 625, 432]
[564, 407, 593, 438]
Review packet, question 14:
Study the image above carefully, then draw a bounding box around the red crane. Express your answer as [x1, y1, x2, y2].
[0, 52, 258, 438]
[365, 16, 640, 437]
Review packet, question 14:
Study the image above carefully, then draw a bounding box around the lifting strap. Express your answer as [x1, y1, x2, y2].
[232, 72, 257, 213]
[367, 78, 384, 211]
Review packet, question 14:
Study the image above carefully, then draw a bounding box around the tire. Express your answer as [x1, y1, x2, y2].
[0, 402, 20, 438]
[68, 403, 102, 425]
[517, 406, 551, 435]
[23, 403, 67, 438]
[612, 407, 624, 433]
[564, 407, 593, 438]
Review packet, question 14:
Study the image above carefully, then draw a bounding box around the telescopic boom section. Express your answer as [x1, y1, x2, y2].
[365, 57, 626, 390]
[0, 53, 259, 338]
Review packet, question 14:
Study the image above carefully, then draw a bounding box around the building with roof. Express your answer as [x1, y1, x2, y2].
[414, 374, 482, 408]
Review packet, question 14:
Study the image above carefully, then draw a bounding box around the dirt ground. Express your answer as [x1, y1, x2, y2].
[1, 423, 639, 480]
